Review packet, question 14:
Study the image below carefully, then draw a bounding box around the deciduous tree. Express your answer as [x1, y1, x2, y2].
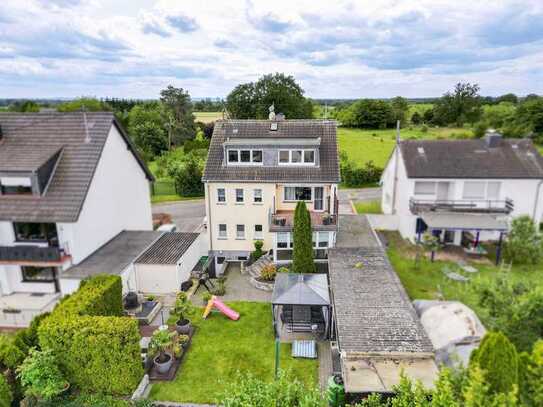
[160, 85, 197, 145]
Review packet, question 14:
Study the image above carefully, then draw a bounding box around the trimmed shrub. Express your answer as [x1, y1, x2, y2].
[38, 275, 142, 396]
[340, 160, 382, 187]
[470, 332, 519, 395]
[250, 240, 264, 262]
[0, 335, 25, 371]
[292, 201, 315, 273]
[53, 275, 122, 317]
[260, 264, 276, 281]
[0, 373, 12, 407]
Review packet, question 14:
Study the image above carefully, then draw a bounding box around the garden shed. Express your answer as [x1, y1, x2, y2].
[271, 273, 332, 338]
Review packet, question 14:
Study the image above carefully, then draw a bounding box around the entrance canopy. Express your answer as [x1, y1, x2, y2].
[421, 212, 508, 231]
[272, 273, 330, 306]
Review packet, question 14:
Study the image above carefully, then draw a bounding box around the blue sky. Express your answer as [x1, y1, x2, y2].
[1, 0, 542, 99]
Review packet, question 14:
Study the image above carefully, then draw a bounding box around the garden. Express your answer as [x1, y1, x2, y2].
[149, 301, 318, 404]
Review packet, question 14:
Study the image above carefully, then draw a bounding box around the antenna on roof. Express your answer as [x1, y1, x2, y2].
[82, 106, 91, 144]
[221, 101, 231, 121]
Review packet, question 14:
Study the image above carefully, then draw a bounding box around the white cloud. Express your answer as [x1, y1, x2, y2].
[0, 0, 542, 98]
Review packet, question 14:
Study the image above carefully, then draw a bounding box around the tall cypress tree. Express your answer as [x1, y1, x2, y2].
[292, 201, 315, 273]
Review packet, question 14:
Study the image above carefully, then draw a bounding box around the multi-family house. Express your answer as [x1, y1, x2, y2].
[0, 112, 154, 326]
[381, 130, 543, 260]
[202, 119, 341, 271]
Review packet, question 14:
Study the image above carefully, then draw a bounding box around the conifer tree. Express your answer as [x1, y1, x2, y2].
[292, 201, 315, 273]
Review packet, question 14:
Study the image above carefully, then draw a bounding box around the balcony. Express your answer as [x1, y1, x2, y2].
[409, 197, 514, 215]
[269, 209, 338, 232]
[0, 246, 71, 266]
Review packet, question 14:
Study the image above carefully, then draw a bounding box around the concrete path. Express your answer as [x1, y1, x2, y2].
[318, 341, 333, 390]
[152, 199, 205, 232]
[336, 215, 380, 248]
[338, 187, 382, 202]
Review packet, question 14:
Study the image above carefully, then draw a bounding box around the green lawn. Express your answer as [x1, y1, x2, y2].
[194, 111, 223, 123]
[337, 127, 472, 167]
[354, 200, 382, 214]
[385, 232, 543, 325]
[149, 302, 318, 404]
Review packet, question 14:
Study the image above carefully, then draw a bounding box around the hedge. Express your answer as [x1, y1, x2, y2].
[53, 275, 123, 317]
[0, 373, 11, 407]
[340, 160, 383, 187]
[38, 275, 142, 395]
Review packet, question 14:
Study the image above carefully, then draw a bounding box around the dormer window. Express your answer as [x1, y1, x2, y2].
[227, 149, 263, 165]
[0, 177, 32, 195]
[278, 149, 316, 165]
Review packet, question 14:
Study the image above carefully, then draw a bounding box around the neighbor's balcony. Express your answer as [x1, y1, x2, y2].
[409, 197, 514, 215]
[269, 209, 338, 232]
[0, 245, 71, 266]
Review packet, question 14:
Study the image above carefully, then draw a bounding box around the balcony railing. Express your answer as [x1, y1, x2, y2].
[269, 209, 338, 232]
[0, 245, 68, 264]
[409, 197, 514, 215]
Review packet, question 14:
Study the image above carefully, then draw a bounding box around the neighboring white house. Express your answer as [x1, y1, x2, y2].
[381, 130, 543, 256]
[0, 112, 154, 326]
[202, 119, 341, 272]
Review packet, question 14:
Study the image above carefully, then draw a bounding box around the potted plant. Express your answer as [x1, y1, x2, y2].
[149, 328, 175, 374]
[173, 292, 195, 335]
[17, 348, 69, 402]
[177, 334, 190, 350]
[322, 213, 333, 225]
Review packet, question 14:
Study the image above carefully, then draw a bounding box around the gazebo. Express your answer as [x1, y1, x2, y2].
[271, 273, 332, 339]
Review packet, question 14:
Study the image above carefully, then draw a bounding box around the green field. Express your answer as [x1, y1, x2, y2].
[194, 111, 223, 123]
[354, 200, 382, 214]
[337, 126, 472, 167]
[150, 302, 318, 404]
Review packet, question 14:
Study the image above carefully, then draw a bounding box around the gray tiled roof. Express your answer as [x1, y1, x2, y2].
[0, 112, 153, 222]
[61, 231, 161, 279]
[400, 138, 543, 179]
[135, 232, 199, 264]
[328, 247, 434, 354]
[203, 119, 340, 183]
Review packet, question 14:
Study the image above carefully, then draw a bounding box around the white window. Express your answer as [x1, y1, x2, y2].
[227, 149, 263, 165]
[254, 224, 263, 240]
[236, 188, 244, 203]
[278, 150, 316, 165]
[318, 231, 329, 248]
[414, 181, 436, 195]
[463, 182, 486, 199]
[253, 189, 262, 203]
[284, 186, 312, 201]
[279, 150, 289, 163]
[218, 224, 227, 239]
[217, 188, 226, 203]
[277, 232, 293, 248]
[228, 150, 239, 163]
[236, 224, 245, 239]
[487, 182, 501, 200]
[304, 150, 315, 163]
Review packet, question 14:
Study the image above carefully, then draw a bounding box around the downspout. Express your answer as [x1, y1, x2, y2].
[532, 179, 543, 222]
[391, 120, 401, 214]
[206, 183, 213, 252]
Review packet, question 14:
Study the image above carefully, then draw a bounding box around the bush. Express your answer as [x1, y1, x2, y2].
[260, 264, 276, 281]
[340, 160, 382, 187]
[17, 348, 68, 401]
[171, 152, 205, 197]
[519, 340, 543, 407]
[421, 124, 428, 133]
[250, 240, 264, 262]
[38, 275, 142, 395]
[0, 335, 26, 371]
[0, 374, 12, 407]
[183, 138, 210, 153]
[504, 216, 543, 265]
[220, 371, 323, 407]
[470, 332, 519, 395]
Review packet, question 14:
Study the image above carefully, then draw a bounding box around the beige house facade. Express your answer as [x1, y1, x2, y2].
[202, 119, 341, 272]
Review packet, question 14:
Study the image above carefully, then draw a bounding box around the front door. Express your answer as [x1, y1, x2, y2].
[314, 187, 324, 211]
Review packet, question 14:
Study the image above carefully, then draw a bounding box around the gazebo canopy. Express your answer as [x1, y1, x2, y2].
[272, 273, 330, 306]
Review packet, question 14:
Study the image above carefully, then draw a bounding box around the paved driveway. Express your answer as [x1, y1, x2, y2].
[338, 187, 382, 202]
[152, 199, 206, 232]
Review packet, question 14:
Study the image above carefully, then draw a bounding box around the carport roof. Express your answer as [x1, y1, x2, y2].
[272, 273, 330, 306]
[135, 232, 199, 264]
[61, 231, 162, 280]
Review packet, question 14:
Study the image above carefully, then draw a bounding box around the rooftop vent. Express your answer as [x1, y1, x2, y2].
[484, 129, 502, 148]
[270, 122, 278, 131]
[417, 147, 425, 155]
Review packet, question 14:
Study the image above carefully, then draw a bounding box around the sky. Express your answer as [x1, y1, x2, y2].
[1, 0, 543, 99]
